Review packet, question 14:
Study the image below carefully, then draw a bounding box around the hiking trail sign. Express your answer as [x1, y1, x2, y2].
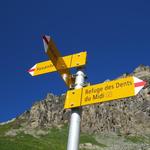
[64, 76, 146, 109]
[28, 35, 87, 88]
[28, 51, 87, 76]
[28, 35, 146, 150]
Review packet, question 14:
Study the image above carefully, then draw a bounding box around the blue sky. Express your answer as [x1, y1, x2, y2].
[0, 0, 150, 122]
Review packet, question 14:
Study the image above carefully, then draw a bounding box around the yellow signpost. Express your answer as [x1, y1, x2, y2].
[28, 35, 146, 150]
[42, 35, 74, 87]
[64, 76, 146, 109]
[28, 51, 87, 76]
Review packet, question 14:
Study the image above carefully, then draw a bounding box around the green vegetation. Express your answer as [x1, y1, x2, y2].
[0, 125, 67, 150]
[124, 135, 150, 144]
[0, 123, 14, 135]
[0, 123, 103, 150]
[80, 133, 107, 147]
[1, 122, 149, 150]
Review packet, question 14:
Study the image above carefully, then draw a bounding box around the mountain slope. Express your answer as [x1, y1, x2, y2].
[0, 65, 150, 150]
[15, 64, 150, 135]
[0, 122, 149, 150]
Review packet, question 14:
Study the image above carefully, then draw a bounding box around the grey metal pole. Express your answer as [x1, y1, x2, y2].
[67, 70, 85, 150]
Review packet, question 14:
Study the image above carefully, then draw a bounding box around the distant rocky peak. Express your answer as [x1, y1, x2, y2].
[133, 64, 150, 73]
[132, 64, 150, 78]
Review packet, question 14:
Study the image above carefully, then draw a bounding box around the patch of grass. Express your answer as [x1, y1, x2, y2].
[0, 123, 107, 150]
[80, 133, 107, 147]
[0, 124, 69, 150]
[0, 123, 13, 135]
[0, 135, 44, 150]
[124, 135, 148, 144]
[0, 119, 23, 136]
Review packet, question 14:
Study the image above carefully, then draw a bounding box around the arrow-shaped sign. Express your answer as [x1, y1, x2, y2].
[43, 35, 73, 87]
[64, 76, 146, 109]
[28, 51, 87, 76]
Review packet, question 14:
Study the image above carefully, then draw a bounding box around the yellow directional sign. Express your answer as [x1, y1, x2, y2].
[64, 76, 146, 109]
[42, 35, 75, 87]
[28, 51, 87, 76]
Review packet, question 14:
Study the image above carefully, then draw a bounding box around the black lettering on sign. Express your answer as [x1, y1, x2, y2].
[36, 64, 54, 71]
[85, 87, 103, 95]
[84, 96, 91, 102]
[104, 85, 114, 91]
[93, 94, 104, 100]
[116, 81, 132, 88]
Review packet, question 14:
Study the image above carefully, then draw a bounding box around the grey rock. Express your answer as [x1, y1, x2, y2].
[79, 143, 100, 150]
[13, 65, 150, 136]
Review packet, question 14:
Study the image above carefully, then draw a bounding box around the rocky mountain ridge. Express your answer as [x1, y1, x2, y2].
[5, 65, 150, 136]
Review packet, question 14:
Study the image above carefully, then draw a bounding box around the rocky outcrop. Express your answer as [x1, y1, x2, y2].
[16, 65, 150, 135]
[18, 94, 70, 129]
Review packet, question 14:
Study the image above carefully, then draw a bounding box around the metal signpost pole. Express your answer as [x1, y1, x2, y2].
[67, 69, 85, 150]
